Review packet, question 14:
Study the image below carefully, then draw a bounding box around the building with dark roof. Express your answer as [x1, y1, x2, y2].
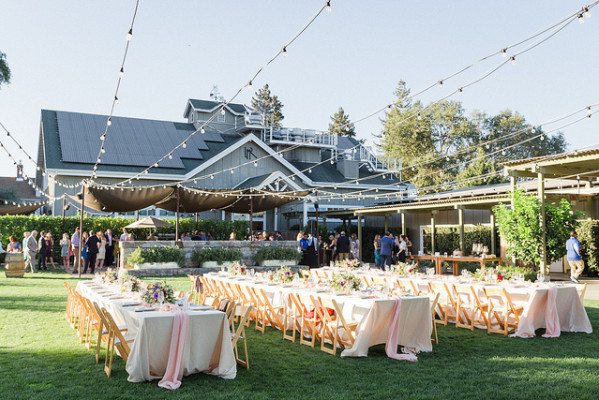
[37, 98, 413, 231]
[0, 162, 41, 208]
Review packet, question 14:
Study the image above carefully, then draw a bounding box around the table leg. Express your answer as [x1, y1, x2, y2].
[453, 261, 459, 276]
[435, 258, 441, 275]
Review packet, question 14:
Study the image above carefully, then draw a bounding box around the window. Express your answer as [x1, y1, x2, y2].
[190, 112, 195, 123]
[217, 111, 226, 123]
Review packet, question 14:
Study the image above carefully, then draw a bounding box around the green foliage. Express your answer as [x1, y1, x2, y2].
[422, 225, 498, 255]
[494, 189, 582, 268]
[379, 81, 567, 191]
[0, 215, 248, 262]
[254, 247, 302, 263]
[126, 246, 185, 267]
[577, 220, 599, 276]
[191, 247, 242, 265]
[0, 51, 11, 88]
[327, 107, 356, 137]
[251, 84, 284, 129]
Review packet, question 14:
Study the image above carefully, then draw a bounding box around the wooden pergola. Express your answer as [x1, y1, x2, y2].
[504, 148, 599, 278]
[350, 148, 599, 276]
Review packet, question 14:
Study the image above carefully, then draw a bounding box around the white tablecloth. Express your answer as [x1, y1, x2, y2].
[319, 269, 592, 337]
[76, 281, 237, 382]
[207, 273, 433, 356]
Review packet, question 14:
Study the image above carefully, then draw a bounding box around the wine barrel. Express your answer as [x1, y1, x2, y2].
[4, 252, 26, 278]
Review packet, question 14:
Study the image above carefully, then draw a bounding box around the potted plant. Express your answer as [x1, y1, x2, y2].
[126, 246, 186, 270]
[191, 247, 242, 269]
[254, 247, 302, 267]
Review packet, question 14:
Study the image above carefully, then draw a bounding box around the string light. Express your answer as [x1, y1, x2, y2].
[510, 56, 516, 65]
[578, 13, 585, 23]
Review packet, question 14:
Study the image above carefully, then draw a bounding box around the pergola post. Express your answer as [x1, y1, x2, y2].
[431, 210, 437, 254]
[400, 211, 406, 236]
[490, 211, 496, 256]
[357, 214, 362, 261]
[78, 185, 85, 278]
[538, 172, 548, 280]
[302, 200, 308, 230]
[457, 206, 465, 253]
[175, 185, 180, 242]
[384, 214, 389, 233]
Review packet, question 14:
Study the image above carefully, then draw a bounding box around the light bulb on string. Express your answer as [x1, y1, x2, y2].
[101, 148, 105, 154]
[119, 67, 124, 78]
[438, 80, 443, 88]
[210, 175, 214, 179]
[282, 46, 288, 57]
[168, 154, 173, 159]
[501, 48, 507, 57]
[578, 13, 585, 23]
[201, 128, 205, 134]
[253, 161, 258, 167]
[182, 142, 187, 148]
[510, 56, 516, 65]
[584, 7, 591, 17]
[220, 108, 225, 116]
[107, 118, 112, 126]
[230, 169, 235, 174]
[127, 28, 133, 41]
[248, 81, 253, 91]
[326, 0, 331, 13]
[458, 87, 463, 95]
[114, 96, 119, 104]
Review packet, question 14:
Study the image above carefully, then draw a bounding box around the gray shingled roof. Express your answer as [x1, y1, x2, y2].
[290, 161, 405, 186]
[41, 110, 243, 175]
[188, 99, 247, 115]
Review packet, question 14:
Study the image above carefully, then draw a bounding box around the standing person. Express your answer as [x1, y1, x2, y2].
[199, 231, 207, 241]
[332, 233, 340, 261]
[405, 235, 413, 255]
[81, 232, 89, 271]
[206, 231, 213, 241]
[379, 232, 394, 269]
[336, 231, 350, 261]
[95, 231, 106, 270]
[60, 233, 71, 271]
[25, 231, 39, 273]
[350, 233, 360, 260]
[120, 228, 130, 242]
[7, 235, 22, 253]
[83, 230, 99, 274]
[275, 231, 284, 241]
[373, 235, 381, 268]
[0, 233, 4, 254]
[396, 235, 407, 263]
[71, 227, 81, 274]
[104, 229, 114, 267]
[45, 233, 57, 270]
[566, 230, 585, 283]
[38, 231, 47, 271]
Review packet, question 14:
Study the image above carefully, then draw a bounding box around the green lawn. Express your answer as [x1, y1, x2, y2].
[1, 270, 598, 400]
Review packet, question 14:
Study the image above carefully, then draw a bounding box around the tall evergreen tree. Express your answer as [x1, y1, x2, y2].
[0, 51, 11, 89]
[251, 84, 284, 129]
[327, 107, 356, 137]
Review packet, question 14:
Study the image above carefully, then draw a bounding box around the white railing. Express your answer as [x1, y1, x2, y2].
[265, 128, 338, 148]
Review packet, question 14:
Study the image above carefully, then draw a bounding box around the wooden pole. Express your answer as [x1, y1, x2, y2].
[78, 185, 85, 278]
[538, 172, 547, 280]
[175, 185, 180, 242]
[315, 191, 319, 266]
[384, 214, 389, 233]
[458, 207, 465, 253]
[249, 195, 254, 241]
[357, 214, 362, 261]
[430, 211, 437, 254]
[61, 196, 66, 232]
[490, 211, 496, 256]
[400, 212, 406, 236]
[195, 212, 198, 230]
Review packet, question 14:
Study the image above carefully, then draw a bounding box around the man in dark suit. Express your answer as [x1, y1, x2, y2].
[336, 231, 350, 260]
[104, 229, 114, 267]
[379, 232, 394, 269]
[83, 230, 100, 274]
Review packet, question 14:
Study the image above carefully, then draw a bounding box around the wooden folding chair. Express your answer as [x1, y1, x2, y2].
[396, 279, 414, 295]
[74, 292, 91, 343]
[454, 284, 489, 331]
[63, 282, 75, 324]
[328, 298, 358, 351]
[258, 288, 285, 331]
[102, 307, 135, 378]
[283, 293, 302, 343]
[483, 287, 524, 335]
[362, 276, 373, 288]
[310, 296, 337, 355]
[290, 293, 319, 348]
[299, 269, 311, 279]
[428, 292, 441, 344]
[232, 305, 252, 369]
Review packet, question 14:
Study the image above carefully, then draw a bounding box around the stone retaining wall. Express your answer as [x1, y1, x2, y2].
[124, 265, 302, 278]
[120, 240, 299, 269]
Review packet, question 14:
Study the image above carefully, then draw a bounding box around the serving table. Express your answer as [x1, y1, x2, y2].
[77, 281, 236, 383]
[408, 255, 503, 275]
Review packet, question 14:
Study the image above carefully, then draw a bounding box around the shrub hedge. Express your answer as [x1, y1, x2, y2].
[127, 246, 186, 267]
[254, 247, 302, 263]
[577, 220, 599, 276]
[191, 247, 242, 266]
[0, 215, 249, 263]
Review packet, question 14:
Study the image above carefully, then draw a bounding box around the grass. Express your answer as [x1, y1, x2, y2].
[1, 270, 599, 400]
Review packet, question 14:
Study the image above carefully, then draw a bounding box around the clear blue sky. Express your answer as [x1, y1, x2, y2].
[1, 0, 598, 179]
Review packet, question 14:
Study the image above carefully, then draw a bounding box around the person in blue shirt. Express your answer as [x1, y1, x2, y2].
[379, 232, 394, 269]
[566, 230, 584, 283]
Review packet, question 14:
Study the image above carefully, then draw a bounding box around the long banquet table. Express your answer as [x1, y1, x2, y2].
[206, 272, 433, 357]
[76, 281, 237, 382]
[312, 268, 592, 338]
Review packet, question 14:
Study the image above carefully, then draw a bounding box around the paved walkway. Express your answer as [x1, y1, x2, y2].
[551, 273, 599, 301]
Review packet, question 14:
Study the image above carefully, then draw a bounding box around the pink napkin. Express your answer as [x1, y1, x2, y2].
[542, 286, 561, 338]
[158, 311, 190, 390]
[385, 297, 418, 362]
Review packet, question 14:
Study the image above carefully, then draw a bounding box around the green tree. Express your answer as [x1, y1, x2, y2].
[455, 147, 505, 188]
[493, 189, 582, 271]
[251, 84, 284, 129]
[327, 107, 356, 137]
[0, 51, 11, 89]
[379, 81, 568, 192]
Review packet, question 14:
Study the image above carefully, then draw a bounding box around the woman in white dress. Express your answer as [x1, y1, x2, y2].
[95, 231, 107, 270]
[350, 233, 359, 260]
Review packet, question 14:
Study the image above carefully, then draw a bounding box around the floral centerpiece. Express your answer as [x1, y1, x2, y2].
[328, 273, 361, 293]
[99, 268, 118, 285]
[120, 276, 144, 293]
[142, 281, 176, 305]
[336, 258, 361, 270]
[392, 262, 418, 276]
[473, 265, 535, 282]
[273, 266, 294, 283]
[228, 262, 247, 276]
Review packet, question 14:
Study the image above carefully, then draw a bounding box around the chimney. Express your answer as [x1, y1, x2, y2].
[16, 161, 24, 182]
